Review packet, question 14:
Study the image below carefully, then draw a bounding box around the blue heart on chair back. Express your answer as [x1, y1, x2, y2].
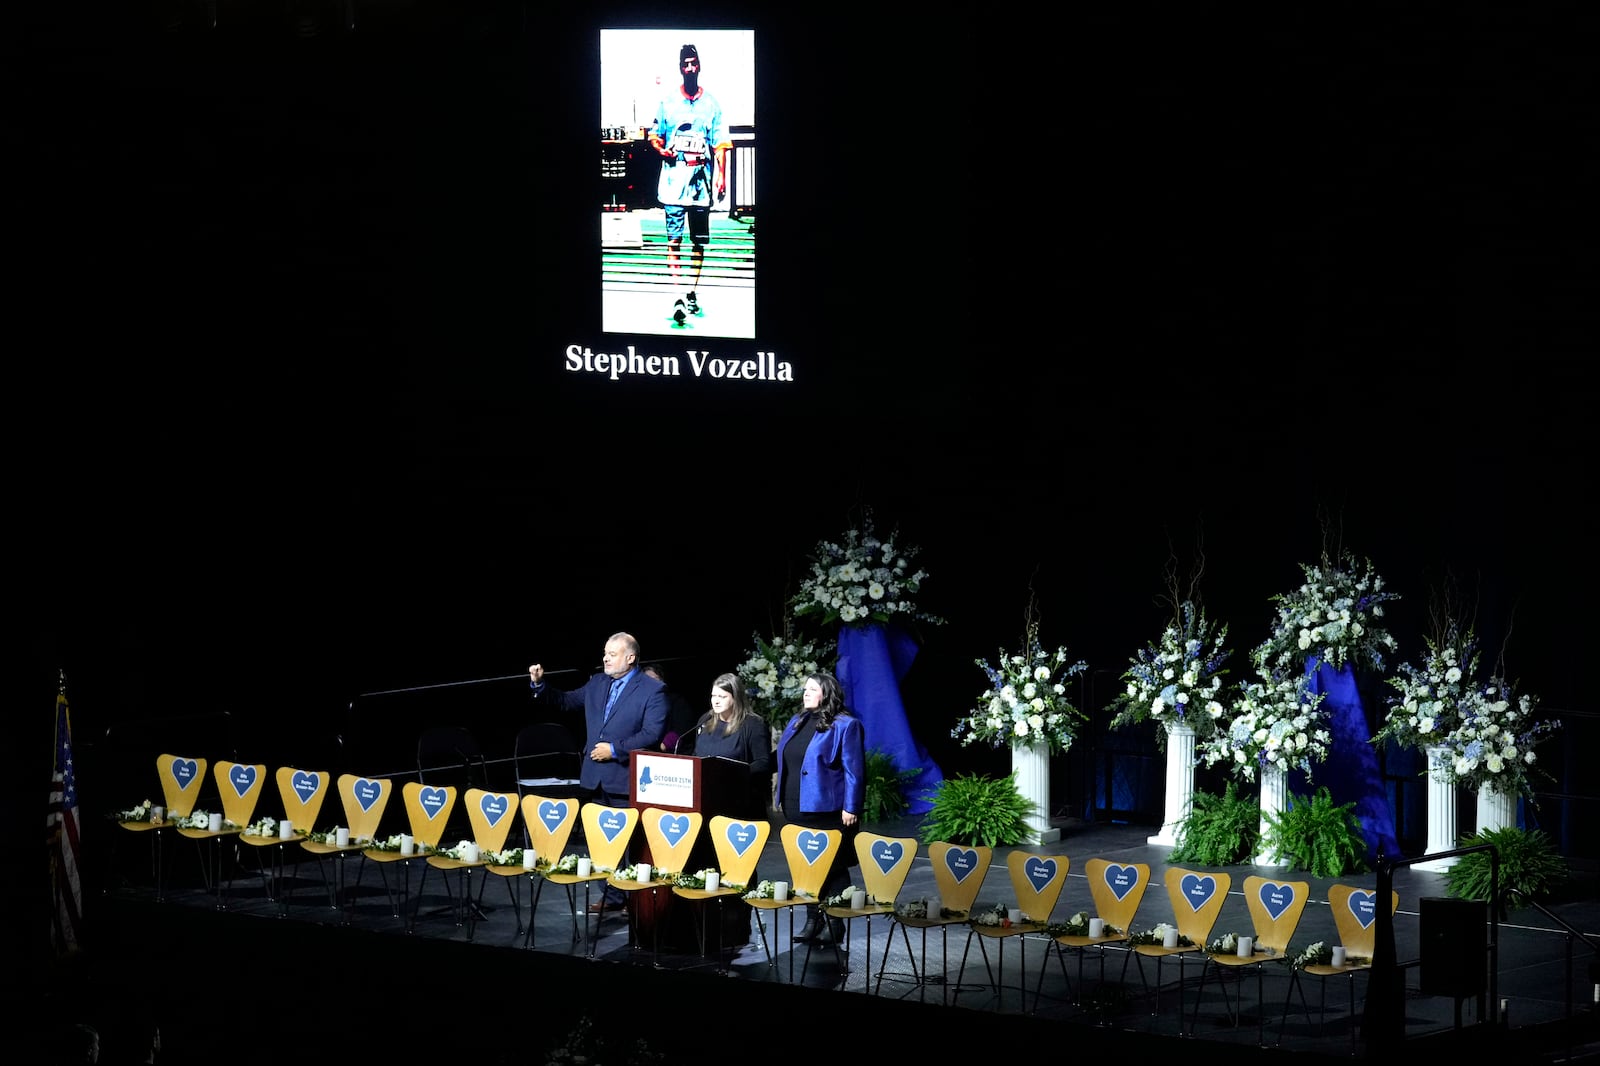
[871, 839, 904, 874]
[797, 830, 831, 865]
[945, 848, 981, 883]
[539, 800, 569, 831]
[1180, 874, 1218, 911]
[1348, 890, 1378, 929]
[353, 778, 381, 812]
[660, 814, 690, 847]
[1104, 864, 1140, 900]
[229, 764, 258, 798]
[1024, 857, 1057, 893]
[172, 758, 199, 790]
[419, 786, 448, 821]
[725, 822, 759, 856]
[598, 809, 627, 842]
[480, 793, 508, 825]
[1258, 881, 1296, 920]
[292, 771, 322, 804]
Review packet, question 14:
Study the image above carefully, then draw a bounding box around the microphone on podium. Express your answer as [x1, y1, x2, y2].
[674, 720, 707, 755]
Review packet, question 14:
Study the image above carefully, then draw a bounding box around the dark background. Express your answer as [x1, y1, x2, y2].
[23, 4, 1592, 871]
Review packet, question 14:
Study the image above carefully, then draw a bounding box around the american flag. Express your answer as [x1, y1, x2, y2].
[48, 680, 83, 954]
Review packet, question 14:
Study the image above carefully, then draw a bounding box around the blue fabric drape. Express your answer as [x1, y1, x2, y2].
[836, 623, 943, 814]
[1305, 658, 1400, 862]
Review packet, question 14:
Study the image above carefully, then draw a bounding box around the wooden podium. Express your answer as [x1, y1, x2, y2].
[628, 750, 760, 950]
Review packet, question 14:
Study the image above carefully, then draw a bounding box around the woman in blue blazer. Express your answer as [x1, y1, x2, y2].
[774, 671, 865, 944]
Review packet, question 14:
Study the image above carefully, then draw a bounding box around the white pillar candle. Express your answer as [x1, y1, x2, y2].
[523, 849, 537, 870]
[576, 857, 592, 877]
[335, 826, 351, 848]
[151, 806, 164, 824]
[1237, 936, 1253, 957]
[208, 812, 223, 833]
[461, 842, 478, 863]
[1088, 917, 1105, 938]
[773, 881, 789, 901]
[1163, 928, 1179, 949]
[1008, 908, 1024, 925]
[279, 820, 293, 840]
[635, 863, 652, 883]
[705, 871, 720, 891]
[1331, 946, 1347, 967]
[399, 834, 415, 856]
[850, 889, 866, 910]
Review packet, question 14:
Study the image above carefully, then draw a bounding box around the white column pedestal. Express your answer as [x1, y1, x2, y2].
[1011, 740, 1060, 844]
[1148, 723, 1196, 847]
[1254, 765, 1287, 865]
[1476, 782, 1518, 834]
[1413, 744, 1460, 872]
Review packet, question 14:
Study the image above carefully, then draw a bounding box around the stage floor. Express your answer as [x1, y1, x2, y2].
[60, 812, 1600, 1065]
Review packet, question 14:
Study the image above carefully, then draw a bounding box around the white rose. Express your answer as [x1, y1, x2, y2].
[1014, 719, 1031, 737]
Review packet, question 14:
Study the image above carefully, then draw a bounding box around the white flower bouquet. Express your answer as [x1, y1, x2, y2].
[1375, 625, 1481, 752]
[1443, 679, 1560, 798]
[1199, 673, 1331, 783]
[736, 631, 835, 728]
[1255, 551, 1400, 676]
[790, 516, 944, 630]
[1106, 601, 1232, 748]
[952, 621, 1089, 755]
[243, 815, 279, 837]
[116, 799, 155, 823]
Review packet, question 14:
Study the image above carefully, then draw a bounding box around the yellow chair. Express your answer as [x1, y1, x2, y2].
[236, 766, 330, 916]
[580, 802, 641, 945]
[520, 794, 586, 952]
[174, 760, 260, 909]
[613, 807, 704, 964]
[884, 841, 993, 1005]
[1282, 883, 1400, 1051]
[1189, 874, 1309, 1043]
[425, 787, 519, 940]
[673, 815, 770, 973]
[1131, 866, 1232, 1033]
[959, 851, 1069, 1012]
[744, 823, 842, 982]
[117, 754, 208, 902]
[301, 773, 396, 922]
[1036, 858, 1150, 1011]
[831, 831, 917, 995]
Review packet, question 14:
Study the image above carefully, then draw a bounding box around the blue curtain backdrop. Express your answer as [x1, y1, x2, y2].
[1306, 658, 1400, 862]
[836, 623, 943, 814]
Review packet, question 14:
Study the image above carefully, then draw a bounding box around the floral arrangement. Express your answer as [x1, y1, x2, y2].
[821, 884, 862, 907]
[174, 810, 217, 830]
[1442, 678, 1560, 798]
[1375, 625, 1482, 752]
[243, 816, 280, 837]
[615, 863, 673, 883]
[484, 847, 526, 867]
[789, 516, 944, 630]
[671, 868, 724, 890]
[971, 902, 1018, 927]
[894, 897, 929, 919]
[1199, 674, 1331, 783]
[1254, 551, 1400, 676]
[952, 621, 1089, 754]
[1044, 912, 1121, 938]
[1126, 923, 1192, 947]
[736, 631, 835, 727]
[115, 799, 155, 823]
[1291, 941, 1332, 968]
[743, 880, 778, 900]
[1105, 601, 1232, 748]
[364, 833, 434, 854]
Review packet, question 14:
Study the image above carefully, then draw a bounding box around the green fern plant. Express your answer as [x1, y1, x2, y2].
[918, 771, 1035, 847]
[863, 747, 920, 824]
[1168, 781, 1260, 866]
[1445, 826, 1568, 916]
[1261, 785, 1369, 877]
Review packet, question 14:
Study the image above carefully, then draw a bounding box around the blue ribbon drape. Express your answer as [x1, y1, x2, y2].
[836, 622, 944, 814]
[1305, 657, 1400, 862]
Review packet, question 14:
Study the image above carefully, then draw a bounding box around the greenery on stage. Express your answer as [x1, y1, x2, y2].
[1262, 785, 1369, 877]
[1446, 826, 1569, 916]
[918, 771, 1035, 848]
[863, 747, 919, 823]
[1168, 780, 1261, 866]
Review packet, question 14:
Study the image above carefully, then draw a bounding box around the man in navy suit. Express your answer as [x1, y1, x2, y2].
[530, 631, 667, 910]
